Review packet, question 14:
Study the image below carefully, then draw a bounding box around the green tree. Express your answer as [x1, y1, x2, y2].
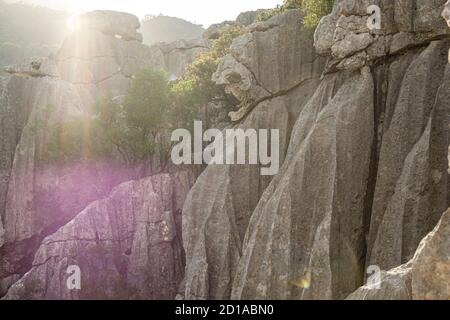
[124, 68, 171, 139]
[44, 68, 173, 168]
[170, 24, 246, 129]
[94, 68, 172, 167]
[301, 0, 334, 29]
[256, 0, 333, 29]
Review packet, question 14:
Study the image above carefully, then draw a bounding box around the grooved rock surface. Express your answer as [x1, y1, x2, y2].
[348, 208, 450, 300]
[3, 172, 196, 300]
[1, 3, 450, 301]
[182, 9, 325, 300]
[232, 68, 374, 300]
[367, 41, 450, 271]
[348, 1, 450, 300]
[183, 94, 298, 300]
[183, 1, 450, 301]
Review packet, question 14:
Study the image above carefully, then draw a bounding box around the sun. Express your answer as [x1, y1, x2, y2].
[67, 13, 81, 32]
[66, 2, 86, 33]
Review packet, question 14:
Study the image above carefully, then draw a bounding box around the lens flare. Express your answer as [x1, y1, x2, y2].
[67, 13, 81, 32]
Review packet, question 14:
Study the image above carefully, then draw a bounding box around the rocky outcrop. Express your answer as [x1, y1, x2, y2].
[4, 57, 58, 78]
[349, 0, 450, 300]
[182, 9, 326, 300]
[156, 38, 208, 79]
[348, 208, 450, 300]
[316, 0, 449, 71]
[3, 172, 196, 299]
[347, 263, 413, 300]
[0, 8, 208, 299]
[78, 10, 143, 42]
[232, 67, 374, 300]
[213, 9, 326, 122]
[0, 10, 203, 298]
[367, 50, 450, 271]
[56, 11, 157, 107]
[0, 75, 106, 296]
[183, 1, 450, 300]
[235, 10, 265, 27]
[1, 3, 450, 300]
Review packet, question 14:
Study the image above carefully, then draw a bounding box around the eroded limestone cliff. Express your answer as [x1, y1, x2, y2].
[183, 1, 450, 300]
[1, 1, 449, 300]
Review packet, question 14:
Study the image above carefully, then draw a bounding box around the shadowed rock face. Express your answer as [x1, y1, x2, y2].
[348, 1, 450, 300]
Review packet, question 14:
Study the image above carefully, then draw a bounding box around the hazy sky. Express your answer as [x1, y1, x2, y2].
[6, 0, 283, 27]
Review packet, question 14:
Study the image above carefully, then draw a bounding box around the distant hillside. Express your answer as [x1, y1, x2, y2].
[0, 0, 68, 66]
[140, 15, 204, 45]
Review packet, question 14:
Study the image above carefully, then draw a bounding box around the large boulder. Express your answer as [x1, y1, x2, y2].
[78, 11, 142, 42]
[56, 27, 153, 107]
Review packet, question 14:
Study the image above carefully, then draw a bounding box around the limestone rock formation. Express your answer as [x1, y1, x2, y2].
[1, 2, 450, 301]
[157, 38, 208, 79]
[347, 263, 413, 300]
[315, 0, 449, 72]
[348, 0, 450, 301]
[0, 10, 203, 298]
[56, 11, 154, 107]
[4, 57, 58, 78]
[235, 10, 265, 26]
[0, 74, 90, 296]
[232, 67, 375, 300]
[4, 172, 196, 299]
[213, 9, 326, 122]
[182, 9, 326, 300]
[348, 208, 450, 300]
[183, 1, 450, 300]
[78, 10, 143, 42]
